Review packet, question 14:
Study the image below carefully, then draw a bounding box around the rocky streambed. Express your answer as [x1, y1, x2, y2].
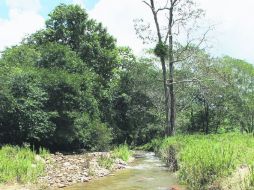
[63, 152, 182, 190]
[39, 152, 130, 189]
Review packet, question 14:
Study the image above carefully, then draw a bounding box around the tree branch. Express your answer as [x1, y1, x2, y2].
[167, 78, 215, 85]
[143, 1, 152, 8]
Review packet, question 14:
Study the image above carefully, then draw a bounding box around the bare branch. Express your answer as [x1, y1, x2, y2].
[142, 0, 152, 8]
[164, 0, 169, 8]
[167, 78, 215, 85]
[156, 7, 171, 14]
[172, 25, 214, 64]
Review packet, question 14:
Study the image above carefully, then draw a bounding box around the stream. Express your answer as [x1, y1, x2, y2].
[64, 152, 181, 190]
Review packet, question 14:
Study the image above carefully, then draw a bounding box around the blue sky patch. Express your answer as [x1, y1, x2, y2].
[84, 0, 100, 10]
[40, 0, 71, 18]
[0, 0, 100, 20]
[0, 1, 8, 19]
[40, 0, 100, 18]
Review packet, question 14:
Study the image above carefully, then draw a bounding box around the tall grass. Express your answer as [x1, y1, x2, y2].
[0, 145, 49, 183]
[150, 133, 254, 190]
[97, 155, 114, 170]
[112, 144, 132, 162]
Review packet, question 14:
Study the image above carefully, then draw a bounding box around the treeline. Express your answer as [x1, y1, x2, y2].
[0, 4, 253, 151]
[174, 52, 254, 134]
[0, 4, 161, 151]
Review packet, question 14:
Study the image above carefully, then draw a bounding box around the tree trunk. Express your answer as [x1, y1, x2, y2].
[160, 56, 170, 136]
[148, 0, 171, 137]
[205, 101, 209, 134]
[144, 0, 206, 137]
[168, 62, 175, 136]
[167, 6, 175, 136]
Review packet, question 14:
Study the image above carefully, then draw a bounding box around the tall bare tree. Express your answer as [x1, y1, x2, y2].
[136, 0, 209, 136]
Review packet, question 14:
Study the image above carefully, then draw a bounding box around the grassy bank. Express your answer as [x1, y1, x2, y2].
[0, 145, 48, 184]
[98, 144, 133, 170]
[148, 133, 254, 189]
[112, 144, 133, 162]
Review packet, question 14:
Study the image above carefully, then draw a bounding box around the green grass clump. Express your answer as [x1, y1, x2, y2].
[112, 144, 132, 162]
[97, 155, 114, 170]
[0, 145, 49, 184]
[152, 133, 254, 190]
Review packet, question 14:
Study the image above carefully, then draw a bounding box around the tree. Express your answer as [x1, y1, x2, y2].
[26, 4, 122, 129]
[26, 4, 119, 85]
[170, 47, 254, 134]
[101, 47, 164, 145]
[138, 0, 208, 135]
[0, 42, 112, 151]
[217, 57, 254, 133]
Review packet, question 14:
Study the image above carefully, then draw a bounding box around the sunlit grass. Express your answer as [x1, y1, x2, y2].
[97, 155, 114, 170]
[112, 144, 132, 162]
[0, 145, 49, 184]
[149, 133, 254, 189]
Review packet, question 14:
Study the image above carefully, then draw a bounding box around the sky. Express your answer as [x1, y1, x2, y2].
[0, 0, 253, 63]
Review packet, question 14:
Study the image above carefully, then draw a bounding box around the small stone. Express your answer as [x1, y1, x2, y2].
[63, 162, 71, 167]
[82, 172, 88, 176]
[49, 181, 54, 185]
[58, 183, 66, 188]
[67, 178, 73, 182]
[56, 173, 63, 177]
[80, 177, 89, 182]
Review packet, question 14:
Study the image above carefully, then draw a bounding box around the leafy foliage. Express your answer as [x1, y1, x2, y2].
[109, 48, 163, 145]
[154, 42, 168, 58]
[27, 4, 118, 84]
[0, 5, 160, 151]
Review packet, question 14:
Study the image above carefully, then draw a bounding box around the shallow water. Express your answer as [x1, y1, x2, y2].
[64, 152, 180, 190]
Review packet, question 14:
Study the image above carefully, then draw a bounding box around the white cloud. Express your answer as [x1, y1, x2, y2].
[72, 0, 85, 9]
[1, 0, 253, 63]
[89, 0, 254, 63]
[197, 0, 254, 62]
[0, 0, 45, 52]
[6, 0, 41, 13]
[89, 0, 151, 54]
